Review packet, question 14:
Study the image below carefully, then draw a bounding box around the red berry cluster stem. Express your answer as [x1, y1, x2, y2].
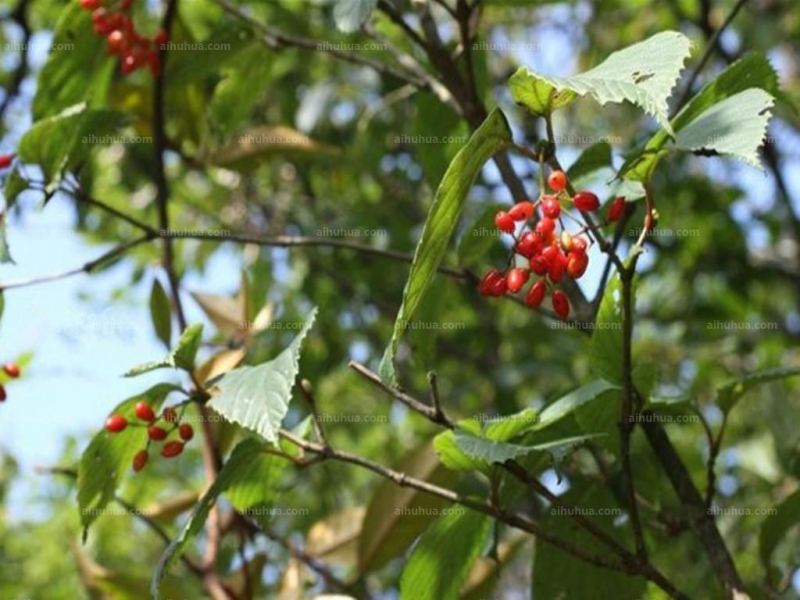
[104, 402, 195, 472]
[0, 362, 22, 403]
[79, 0, 168, 77]
[479, 170, 622, 322]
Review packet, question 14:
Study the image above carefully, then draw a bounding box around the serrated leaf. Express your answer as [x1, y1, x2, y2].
[434, 427, 490, 473]
[333, 0, 378, 33]
[717, 366, 800, 414]
[759, 489, 800, 578]
[508, 68, 576, 116]
[511, 32, 692, 133]
[359, 443, 455, 573]
[380, 108, 512, 384]
[454, 429, 600, 464]
[77, 384, 180, 536]
[125, 324, 204, 377]
[620, 53, 779, 181]
[535, 380, 621, 430]
[149, 279, 172, 349]
[483, 408, 539, 441]
[399, 510, 491, 600]
[208, 308, 317, 443]
[674, 89, 774, 168]
[152, 439, 286, 598]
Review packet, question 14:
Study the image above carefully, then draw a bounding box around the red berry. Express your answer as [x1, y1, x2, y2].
[106, 30, 126, 54]
[179, 424, 194, 441]
[479, 270, 501, 296]
[534, 217, 555, 239]
[3, 363, 20, 378]
[0, 384, 6, 402]
[105, 414, 128, 433]
[162, 407, 178, 423]
[541, 196, 561, 219]
[494, 211, 515, 234]
[573, 191, 600, 212]
[508, 201, 535, 222]
[516, 232, 542, 258]
[552, 290, 570, 321]
[147, 426, 168, 441]
[147, 51, 160, 77]
[0, 154, 14, 169]
[488, 274, 508, 297]
[559, 231, 573, 252]
[608, 196, 626, 222]
[567, 251, 589, 279]
[154, 29, 169, 48]
[161, 441, 184, 458]
[530, 255, 549, 276]
[132, 450, 148, 472]
[506, 267, 530, 293]
[548, 170, 567, 192]
[526, 279, 546, 308]
[80, 0, 101, 9]
[120, 0, 133, 10]
[548, 250, 567, 283]
[92, 9, 112, 35]
[572, 236, 588, 252]
[134, 401, 156, 422]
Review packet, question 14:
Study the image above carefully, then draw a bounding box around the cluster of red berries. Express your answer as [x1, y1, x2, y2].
[478, 170, 627, 321]
[105, 403, 194, 472]
[0, 363, 21, 403]
[79, 0, 168, 76]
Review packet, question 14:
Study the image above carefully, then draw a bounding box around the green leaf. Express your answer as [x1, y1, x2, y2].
[0, 222, 13, 264]
[32, 3, 115, 120]
[535, 379, 621, 430]
[589, 273, 626, 385]
[3, 167, 29, 209]
[759, 490, 800, 576]
[359, 443, 455, 572]
[380, 108, 512, 384]
[208, 308, 317, 443]
[18, 103, 127, 190]
[533, 484, 647, 599]
[125, 324, 204, 377]
[620, 53, 779, 181]
[674, 89, 774, 169]
[149, 279, 173, 350]
[483, 408, 539, 441]
[510, 32, 692, 133]
[77, 384, 180, 537]
[508, 68, 576, 117]
[454, 429, 600, 464]
[716, 366, 800, 414]
[399, 510, 491, 600]
[333, 0, 378, 33]
[434, 428, 489, 472]
[151, 439, 286, 599]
